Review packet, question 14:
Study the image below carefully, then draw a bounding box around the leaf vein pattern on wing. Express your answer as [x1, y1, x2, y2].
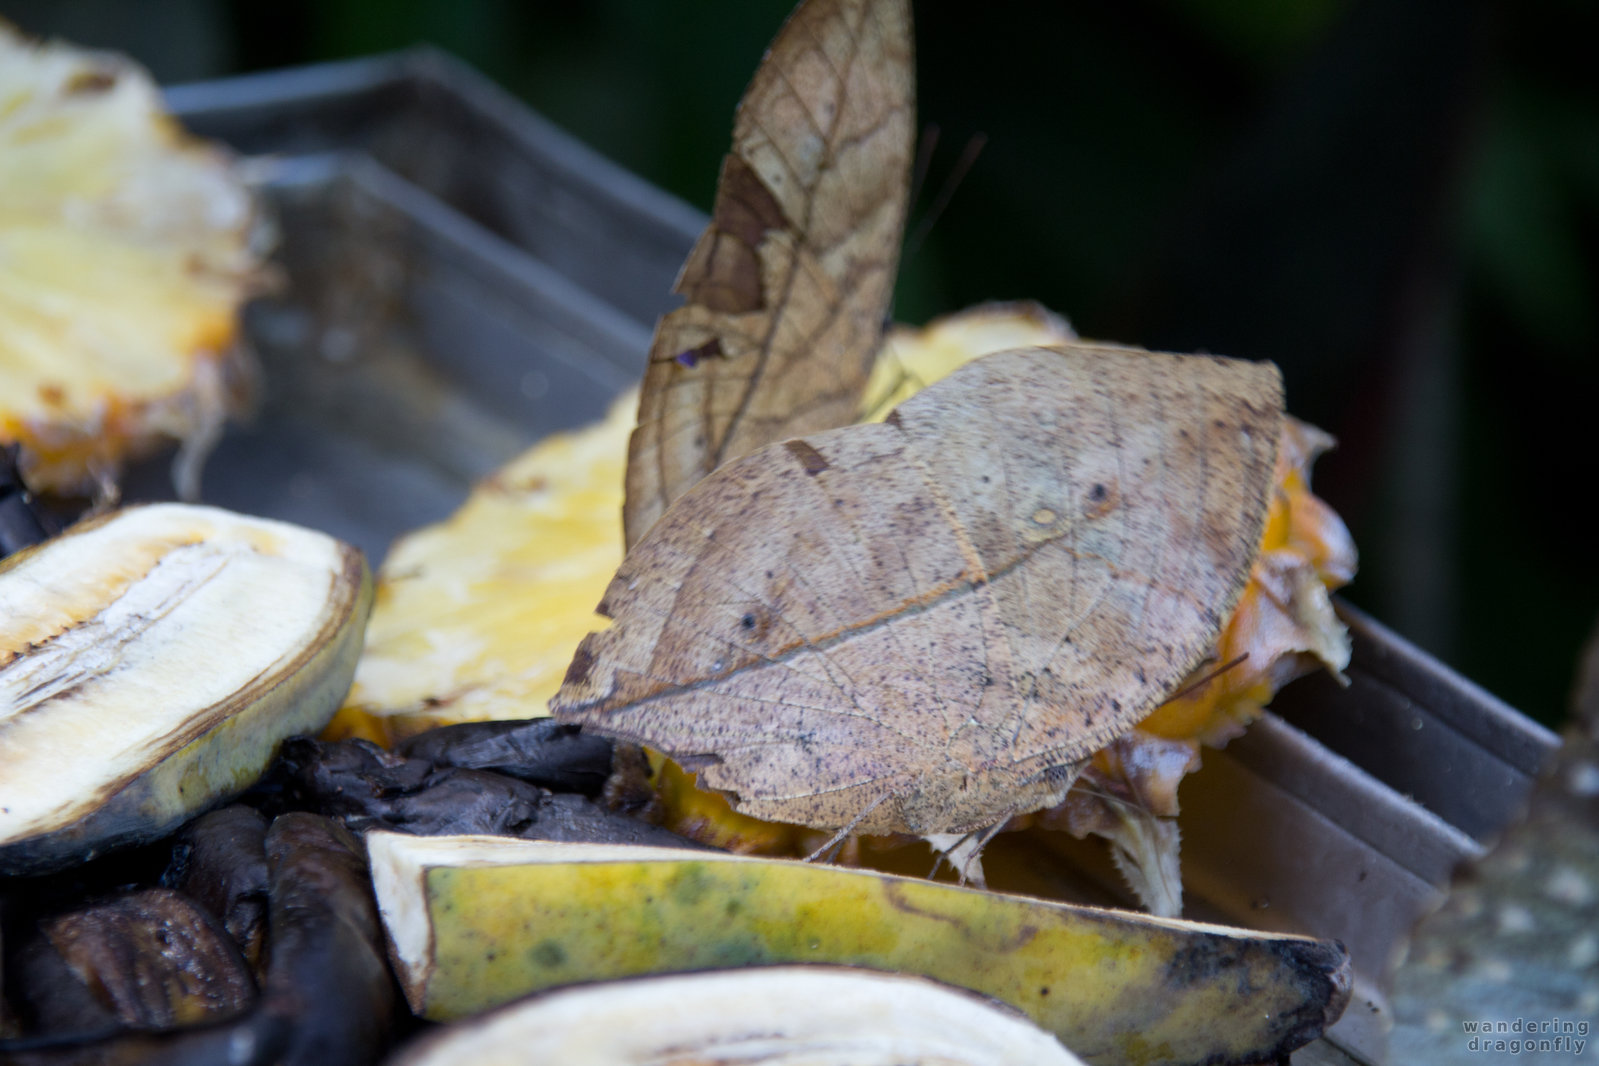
[715, 6, 872, 470]
[1187, 391, 1213, 622]
[886, 517, 965, 739]
[992, 417, 1037, 735]
[638, 674, 919, 745]
[895, 430, 1001, 760]
[1031, 384, 1124, 686]
[640, 535, 852, 694]
[1133, 382, 1171, 640]
[792, 447, 958, 735]
[604, 537, 1064, 729]
[766, 59, 832, 147]
[647, 528, 888, 729]
[794, 3, 852, 89]
[603, 594, 915, 743]
[763, 773, 901, 804]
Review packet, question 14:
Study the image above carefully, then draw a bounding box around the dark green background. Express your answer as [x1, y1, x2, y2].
[8, 0, 1596, 726]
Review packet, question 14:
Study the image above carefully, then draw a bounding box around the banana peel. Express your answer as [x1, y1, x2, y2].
[0, 503, 372, 875]
[366, 833, 1351, 1066]
[389, 966, 1085, 1066]
[167, 806, 272, 971]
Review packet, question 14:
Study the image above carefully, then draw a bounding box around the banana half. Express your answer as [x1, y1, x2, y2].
[390, 966, 1085, 1066]
[0, 503, 371, 875]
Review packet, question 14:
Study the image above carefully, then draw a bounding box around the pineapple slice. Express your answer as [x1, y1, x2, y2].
[0, 23, 259, 498]
[330, 392, 636, 744]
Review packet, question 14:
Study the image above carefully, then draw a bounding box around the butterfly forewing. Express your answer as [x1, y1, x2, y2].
[624, 0, 915, 548]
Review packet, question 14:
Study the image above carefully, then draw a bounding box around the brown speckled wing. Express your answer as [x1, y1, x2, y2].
[624, 0, 915, 549]
[557, 346, 1283, 836]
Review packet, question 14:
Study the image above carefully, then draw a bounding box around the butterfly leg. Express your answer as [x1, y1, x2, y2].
[803, 792, 894, 864]
[924, 834, 959, 880]
[924, 820, 1009, 887]
[961, 819, 1012, 884]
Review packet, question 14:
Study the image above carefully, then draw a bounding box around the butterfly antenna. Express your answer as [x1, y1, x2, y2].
[859, 356, 927, 422]
[885, 121, 942, 327]
[804, 792, 893, 864]
[904, 131, 987, 261]
[907, 121, 941, 223]
[1166, 652, 1250, 703]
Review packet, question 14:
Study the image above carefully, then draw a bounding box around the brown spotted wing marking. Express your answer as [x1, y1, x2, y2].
[556, 346, 1282, 835]
[624, 0, 915, 549]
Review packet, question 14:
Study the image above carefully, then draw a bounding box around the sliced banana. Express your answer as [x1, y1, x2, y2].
[0, 503, 371, 874]
[390, 966, 1085, 1066]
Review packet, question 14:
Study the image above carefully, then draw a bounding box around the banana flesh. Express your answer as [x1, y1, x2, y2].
[0, 503, 371, 875]
[390, 966, 1085, 1066]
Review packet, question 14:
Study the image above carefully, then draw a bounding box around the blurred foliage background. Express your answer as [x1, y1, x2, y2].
[6, 0, 1595, 726]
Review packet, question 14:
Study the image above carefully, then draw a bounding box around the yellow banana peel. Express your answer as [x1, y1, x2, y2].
[367, 833, 1351, 1066]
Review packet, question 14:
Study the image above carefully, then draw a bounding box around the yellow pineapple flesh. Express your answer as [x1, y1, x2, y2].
[329, 392, 635, 745]
[0, 23, 259, 497]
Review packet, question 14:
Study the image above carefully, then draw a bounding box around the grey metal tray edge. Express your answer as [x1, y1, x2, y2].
[168, 47, 705, 247]
[166, 49, 704, 332]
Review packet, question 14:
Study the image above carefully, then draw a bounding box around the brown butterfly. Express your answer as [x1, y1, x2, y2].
[554, 345, 1283, 839]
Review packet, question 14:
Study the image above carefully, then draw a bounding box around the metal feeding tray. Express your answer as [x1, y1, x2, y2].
[145, 51, 1558, 1065]
[165, 49, 703, 339]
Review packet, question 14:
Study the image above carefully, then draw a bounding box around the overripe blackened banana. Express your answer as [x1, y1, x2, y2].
[1, 814, 393, 1066]
[394, 719, 613, 796]
[0, 1003, 289, 1066]
[257, 813, 395, 1066]
[165, 807, 271, 971]
[278, 736, 701, 848]
[10, 888, 254, 1040]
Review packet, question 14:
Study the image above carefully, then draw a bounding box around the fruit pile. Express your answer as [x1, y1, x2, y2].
[0, 7, 1360, 1064]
